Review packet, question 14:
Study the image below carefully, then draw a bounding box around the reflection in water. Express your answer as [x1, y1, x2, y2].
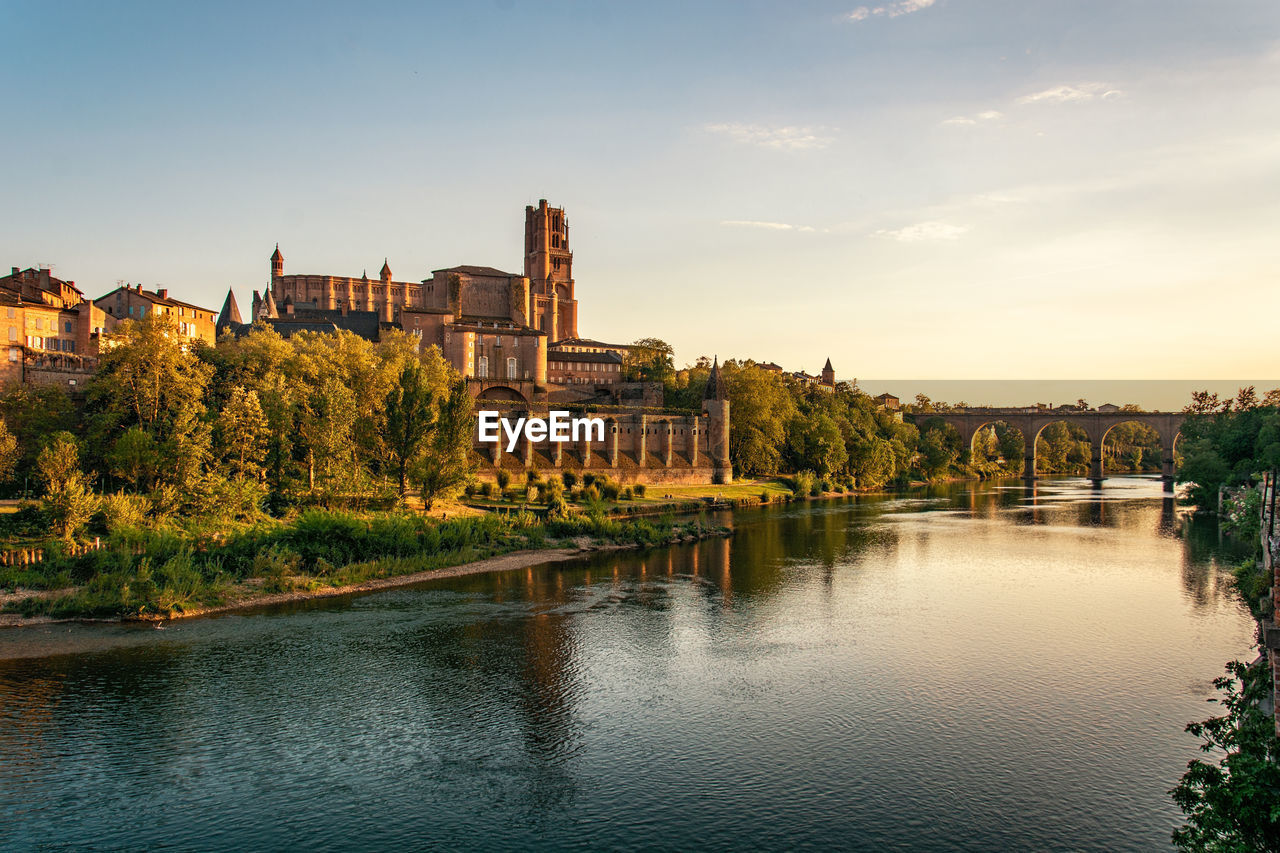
[0, 477, 1258, 852]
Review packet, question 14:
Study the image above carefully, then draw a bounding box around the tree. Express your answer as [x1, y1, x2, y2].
[623, 338, 675, 385]
[87, 315, 214, 491]
[298, 377, 358, 492]
[385, 363, 437, 496]
[1171, 660, 1280, 851]
[216, 386, 269, 482]
[38, 432, 96, 539]
[414, 380, 474, 510]
[107, 427, 160, 492]
[0, 417, 17, 484]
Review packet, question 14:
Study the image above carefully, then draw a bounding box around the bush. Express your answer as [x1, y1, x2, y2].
[463, 481, 478, 498]
[95, 492, 152, 533]
[543, 479, 563, 503]
[633, 483, 646, 497]
[621, 486, 634, 500]
[526, 470, 541, 485]
[496, 470, 512, 490]
[601, 482, 620, 501]
[562, 471, 578, 489]
[482, 482, 498, 499]
[525, 485, 538, 503]
[545, 495, 571, 520]
[759, 491, 769, 504]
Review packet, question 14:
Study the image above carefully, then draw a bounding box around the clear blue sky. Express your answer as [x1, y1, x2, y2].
[4, 1, 1278, 379]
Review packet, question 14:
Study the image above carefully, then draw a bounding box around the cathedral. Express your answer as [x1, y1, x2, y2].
[215, 198, 735, 483]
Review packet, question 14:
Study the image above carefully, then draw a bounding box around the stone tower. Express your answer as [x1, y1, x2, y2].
[270, 244, 283, 280]
[524, 199, 577, 340]
[703, 357, 732, 484]
[822, 357, 835, 388]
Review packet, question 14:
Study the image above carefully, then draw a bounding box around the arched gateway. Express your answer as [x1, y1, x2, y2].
[913, 409, 1186, 486]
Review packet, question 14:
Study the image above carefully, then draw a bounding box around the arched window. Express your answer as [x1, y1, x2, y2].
[477, 355, 489, 378]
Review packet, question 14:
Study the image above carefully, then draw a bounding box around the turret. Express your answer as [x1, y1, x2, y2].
[702, 356, 732, 484]
[380, 258, 392, 282]
[216, 289, 243, 337]
[821, 357, 835, 387]
[270, 244, 283, 279]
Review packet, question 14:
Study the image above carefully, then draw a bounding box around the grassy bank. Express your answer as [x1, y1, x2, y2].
[1, 509, 729, 621]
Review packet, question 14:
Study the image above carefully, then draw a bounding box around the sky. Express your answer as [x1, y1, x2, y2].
[3, 0, 1278, 384]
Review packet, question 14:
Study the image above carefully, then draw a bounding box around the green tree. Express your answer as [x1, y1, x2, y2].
[38, 432, 96, 539]
[87, 314, 214, 491]
[623, 338, 675, 385]
[385, 363, 437, 496]
[216, 386, 269, 482]
[1171, 660, 1280, 852]
[414, 379, 474, 510]
[299, 377, 358, 493]
[107, 426, 160, 492]
[0, 417, 17, 484]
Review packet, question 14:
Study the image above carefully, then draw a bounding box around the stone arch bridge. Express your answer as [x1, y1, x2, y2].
[911, 409, 1186, 485]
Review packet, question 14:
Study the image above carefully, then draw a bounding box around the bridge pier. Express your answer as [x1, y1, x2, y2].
[1090, 443, 1104, 487]
[1023, 447, 1036, 480]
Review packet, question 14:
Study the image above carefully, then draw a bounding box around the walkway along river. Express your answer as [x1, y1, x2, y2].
[0, 476, 1258, 851]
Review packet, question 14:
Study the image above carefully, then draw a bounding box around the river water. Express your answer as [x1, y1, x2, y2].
[0, 477, 1258, 851]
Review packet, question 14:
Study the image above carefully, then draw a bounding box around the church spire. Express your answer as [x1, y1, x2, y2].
[380, 258, 392, 281]
[216, 288, 242, 336]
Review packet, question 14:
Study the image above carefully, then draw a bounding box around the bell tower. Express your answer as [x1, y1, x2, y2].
[524, 199, 577, 340]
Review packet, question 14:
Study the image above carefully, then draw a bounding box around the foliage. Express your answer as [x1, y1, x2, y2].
[1170, 660, 1280, 852]
[622, 337, 675, 384]
[1178, 387, 1280, 512]
[37, 432, 97, 539]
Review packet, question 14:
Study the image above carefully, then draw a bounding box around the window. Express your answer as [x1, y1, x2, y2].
[506, 357, 517, 379]
[5, 308, 12, 319]
[7, 328, 14, 342]
[35, 318, 43, 331]
[64, 321, 72, 333]
[477, 356, 489, 378]
[7, 348, 16, 362]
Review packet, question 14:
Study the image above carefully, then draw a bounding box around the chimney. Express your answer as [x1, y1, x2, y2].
[10, 268, 17, 276]
[157, 288, 168, 299]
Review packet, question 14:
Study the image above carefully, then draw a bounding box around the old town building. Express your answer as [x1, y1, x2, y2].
[0, 267, 106, 387]
[96, 284, 218, 345]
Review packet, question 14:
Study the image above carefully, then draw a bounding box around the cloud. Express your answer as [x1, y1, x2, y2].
[941, 109, 1003, 127]
[845, 0, 935, 22]
[1017, 83, 1124, 105]
[874, 221, 968, 241]
[721, 220, 820, 233]
[704, 123, 834, 150]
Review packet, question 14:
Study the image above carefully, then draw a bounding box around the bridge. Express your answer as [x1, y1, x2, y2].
[910, 408, 1186, 486]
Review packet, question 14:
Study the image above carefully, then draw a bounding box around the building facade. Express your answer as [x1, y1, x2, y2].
[97, 284, 218, 345]
[0, 267, 107, 386]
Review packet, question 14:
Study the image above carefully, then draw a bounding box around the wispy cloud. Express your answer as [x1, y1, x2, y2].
[1017, 83, 1124, 105]
[721, 220, 820, 232]
[874, 221, 968, 242]
[940, 109, 1003, 127]
[704, 123, 834, 150]
[845, 0, 935, 22]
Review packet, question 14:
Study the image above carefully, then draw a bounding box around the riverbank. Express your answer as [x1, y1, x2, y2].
[0, 511, 731, 627]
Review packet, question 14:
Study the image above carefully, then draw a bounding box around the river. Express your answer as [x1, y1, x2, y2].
[0, 477, 1258, 851]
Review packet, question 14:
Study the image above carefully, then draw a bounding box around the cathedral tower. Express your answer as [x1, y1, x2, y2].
[524, 199, 577, 340]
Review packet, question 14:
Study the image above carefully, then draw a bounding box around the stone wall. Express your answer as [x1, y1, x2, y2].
[472, 407, 719, 485]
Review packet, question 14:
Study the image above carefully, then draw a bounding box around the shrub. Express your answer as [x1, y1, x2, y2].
[601, 482, 620, 501]
[526, 470, 541, 485]
[634, 484, 646, 497]
[759, 491, 770, 504]
[621, 486, 634, 500]
[463, 481, 478, 498]
[496, 470, 512, 490]
[525, 485, 538, 503]
[545, 495, 571, 520]
[96, 492, 152, 532]
[562, 471, 578, 488]
[543, 479, 563, 503]
[482, 482, 498, 499]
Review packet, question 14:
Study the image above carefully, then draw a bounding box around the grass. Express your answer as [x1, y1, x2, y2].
[2, 508, 730, 620]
